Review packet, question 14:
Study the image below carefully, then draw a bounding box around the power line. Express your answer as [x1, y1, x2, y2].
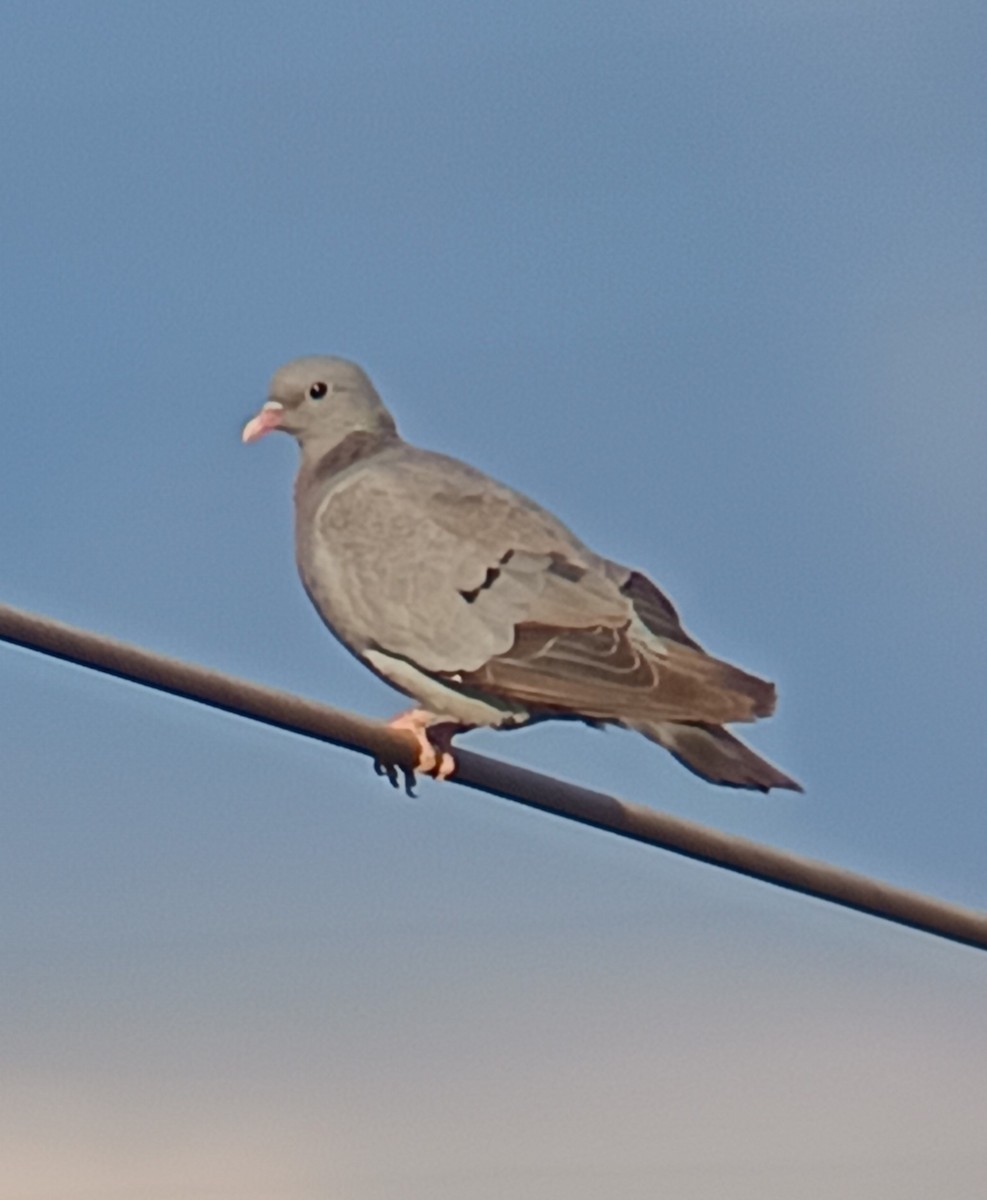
[2, 600, 986, 953]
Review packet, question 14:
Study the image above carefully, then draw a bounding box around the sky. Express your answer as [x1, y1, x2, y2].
[1, 1, 986, 1196]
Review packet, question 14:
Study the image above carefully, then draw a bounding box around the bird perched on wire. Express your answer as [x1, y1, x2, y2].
[243, 356, 801, 793]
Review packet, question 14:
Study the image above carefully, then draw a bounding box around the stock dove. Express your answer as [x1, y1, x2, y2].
[243, 356, 801, 792]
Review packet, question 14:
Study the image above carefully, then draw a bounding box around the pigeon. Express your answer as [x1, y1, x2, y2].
[243, 355, 802, 792]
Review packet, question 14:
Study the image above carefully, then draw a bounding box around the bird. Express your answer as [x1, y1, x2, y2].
[242, 355, 801, 793]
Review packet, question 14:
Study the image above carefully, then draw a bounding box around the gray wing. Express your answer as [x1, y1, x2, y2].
[302, 448, 623, 669]
[304, 448, 774, 725]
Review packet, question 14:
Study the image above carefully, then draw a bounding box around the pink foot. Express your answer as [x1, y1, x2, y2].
[387, 709, 458, 781]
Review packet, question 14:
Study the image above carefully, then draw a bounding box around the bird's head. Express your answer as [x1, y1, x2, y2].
[242, 355, 397, 450]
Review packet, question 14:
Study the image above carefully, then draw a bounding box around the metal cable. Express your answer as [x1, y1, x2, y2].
[3, 601, 985, 952]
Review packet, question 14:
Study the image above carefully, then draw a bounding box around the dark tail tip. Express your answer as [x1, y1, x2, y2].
[637, 720, 803, 793]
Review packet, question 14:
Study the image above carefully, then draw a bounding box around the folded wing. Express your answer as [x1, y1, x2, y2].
[313, 453, 777, 729]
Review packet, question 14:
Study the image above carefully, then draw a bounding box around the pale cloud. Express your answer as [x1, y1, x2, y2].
[1, 928, 984, 1200]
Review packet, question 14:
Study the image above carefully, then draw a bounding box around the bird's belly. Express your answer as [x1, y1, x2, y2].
[364, 649, 530, 727]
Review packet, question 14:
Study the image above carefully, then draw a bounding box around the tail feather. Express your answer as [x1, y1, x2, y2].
[635, 719, 803, 793]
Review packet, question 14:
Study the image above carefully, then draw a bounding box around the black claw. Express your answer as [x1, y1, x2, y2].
[373, 758, 418, 798]
[373, 758, 399, 788]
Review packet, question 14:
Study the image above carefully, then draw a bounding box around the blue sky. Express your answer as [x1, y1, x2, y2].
[2, 2, 986, 1196]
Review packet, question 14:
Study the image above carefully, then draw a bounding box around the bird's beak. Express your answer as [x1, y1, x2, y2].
[241, 401, 285, 443]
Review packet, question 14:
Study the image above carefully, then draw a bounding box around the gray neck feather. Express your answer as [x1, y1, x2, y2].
[295, 426, 401, 507]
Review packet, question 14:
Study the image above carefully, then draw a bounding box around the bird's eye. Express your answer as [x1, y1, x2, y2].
[308, 381, 329, 400]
